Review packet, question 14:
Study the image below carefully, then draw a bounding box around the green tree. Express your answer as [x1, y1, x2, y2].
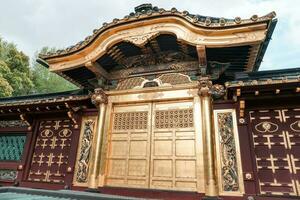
[31, 47, 77, 94]
[0, 37, 34, 97]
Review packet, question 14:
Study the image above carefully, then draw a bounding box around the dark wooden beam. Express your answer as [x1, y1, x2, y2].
[85, 61, 109, 79]
[196, 45, 207, 75]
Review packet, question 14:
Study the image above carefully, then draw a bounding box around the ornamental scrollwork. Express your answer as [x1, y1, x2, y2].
[76, 119, 95, 183]
[217, 112, 239, 192]
[124, 31, 159, 47]
[91, 88, 108, 106]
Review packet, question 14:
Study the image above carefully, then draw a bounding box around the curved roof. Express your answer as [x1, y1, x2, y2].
[39, 3, 276, 60]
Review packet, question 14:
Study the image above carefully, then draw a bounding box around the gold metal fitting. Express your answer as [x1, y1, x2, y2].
[67, 167, 72, 173]
[18, 165, 23, 170]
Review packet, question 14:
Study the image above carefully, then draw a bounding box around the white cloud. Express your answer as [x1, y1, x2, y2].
[0, 0, 299, 70]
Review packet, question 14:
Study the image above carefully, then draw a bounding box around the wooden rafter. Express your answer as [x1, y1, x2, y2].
[149, 38, 161, 53]
[85, 61, 109, 79]
[107, 46, 125, 66]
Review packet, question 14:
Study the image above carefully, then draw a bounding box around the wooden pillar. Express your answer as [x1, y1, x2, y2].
[198, 77, 219, 199]
[88, 88, 107, 191]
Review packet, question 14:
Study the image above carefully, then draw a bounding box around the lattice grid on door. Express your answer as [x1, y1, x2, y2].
[155, 109, 193, 129]
[113, 112, 148, 130]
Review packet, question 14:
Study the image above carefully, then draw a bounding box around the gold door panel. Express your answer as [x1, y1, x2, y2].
[150, 101, 198, 191]
[106, 104, 151, 188]
[106, 101, 199, 191]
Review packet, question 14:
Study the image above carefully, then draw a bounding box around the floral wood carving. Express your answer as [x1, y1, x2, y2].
[217, 112, 239, 192]
[0, 120, 28, 128]
[76, 119, 95, 183]
[0, 169, 17, 181]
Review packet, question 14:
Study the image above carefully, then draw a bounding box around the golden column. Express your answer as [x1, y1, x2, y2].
[198, 77, 219, 199]
[88, 88, 108, 191]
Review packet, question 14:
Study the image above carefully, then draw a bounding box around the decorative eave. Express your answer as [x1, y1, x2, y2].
[38, 4, 276, 61]
[225, 76, 300, 88]
[225, 68, 300, 106]
[36, 4, 277, 89]
[0, 89, 91, 108]
[225, 68, 300, 88]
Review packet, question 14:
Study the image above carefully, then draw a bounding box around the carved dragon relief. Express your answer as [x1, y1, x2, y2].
[110, 51, 197, 71]
[109, 60, 198, 80]
[75, 119, 95, 183]
[217, 112, 240, 192]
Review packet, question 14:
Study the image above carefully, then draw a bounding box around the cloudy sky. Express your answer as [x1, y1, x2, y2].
[0, 0, 299, 71]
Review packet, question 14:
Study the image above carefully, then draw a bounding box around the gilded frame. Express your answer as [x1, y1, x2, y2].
[98, 83, 205, 193]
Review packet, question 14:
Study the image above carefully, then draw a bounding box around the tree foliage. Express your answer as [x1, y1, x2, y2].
[0, 38, 77, 97]
[31, 47, 77, 94]
[0, 37, 34, 97]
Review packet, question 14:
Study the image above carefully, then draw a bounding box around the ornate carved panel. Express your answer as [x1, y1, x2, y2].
[116, 77, 146, 90]
[214, 109, 244, 196]
[0, 169, 17, 181]
[73, 116, 97, 186]
[249, 108, 300, 196]
[109, 61, 198, 80]
[157, 73, 192, 86]
[115, 73, 195, 91]
[0, 134, 26, 161]
[28, 119, 74, 184]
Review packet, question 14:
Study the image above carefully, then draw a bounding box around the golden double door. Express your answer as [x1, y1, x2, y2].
[105, 101, 201, 191]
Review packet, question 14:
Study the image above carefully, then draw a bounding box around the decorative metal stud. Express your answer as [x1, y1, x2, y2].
[205, 17, 211, 26]
[67, 167, 72, 173]
[219, 18, 226, 26]
[235, 16, 241, 24]
[251, 14, 258, 21]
